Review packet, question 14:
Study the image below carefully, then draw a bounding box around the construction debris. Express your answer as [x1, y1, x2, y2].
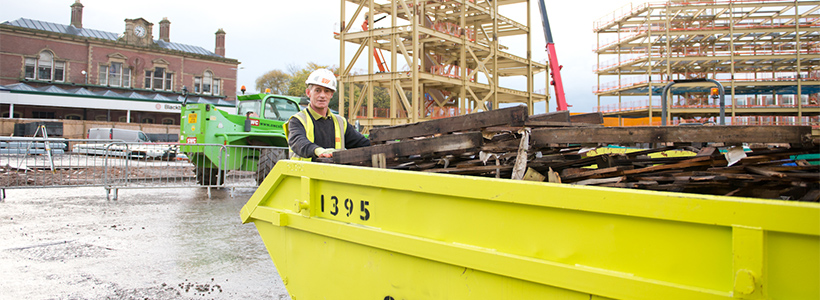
[333, 106, 819, 201]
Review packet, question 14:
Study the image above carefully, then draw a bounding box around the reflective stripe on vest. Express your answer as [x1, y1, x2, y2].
[284, 109, 347, 161]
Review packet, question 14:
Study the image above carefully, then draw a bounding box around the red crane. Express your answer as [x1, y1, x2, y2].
[361, 15, 389, 73]
[537, 0, 568, 111]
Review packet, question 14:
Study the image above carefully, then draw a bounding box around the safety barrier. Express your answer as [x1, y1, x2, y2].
[0, 138, 285, 201]
[1, 138, 120, 192]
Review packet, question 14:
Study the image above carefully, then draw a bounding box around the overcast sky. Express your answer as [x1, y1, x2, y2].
[1, 0, 641, 113]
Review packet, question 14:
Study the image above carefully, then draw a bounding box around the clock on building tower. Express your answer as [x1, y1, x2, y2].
[124, 18, 153, 46]
[134, 25, 146, 38]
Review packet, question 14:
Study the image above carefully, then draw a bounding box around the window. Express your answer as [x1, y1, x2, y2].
[2, 112, 21, 118]
[194, 77, 201, 93]
[144, 67, 173, 90]
[25, 51, 65, 81]
[203, 71, 212, 93]
[118, 116, 134, 123]
[194, 71, 221, 95]
[237, 100, 261, 117]
[265, 97, 301, 121]
[55, 62, 65, 81]
[138, 132, 150, 142]
[32, 111, 55, 119]
[65, 114, 82, 120]
[141, 117, 154, 124]
[38, 51, 52, 80]
[162, 118, 176, 125]
[25, 58, 35, 79]
[99, 62, 131, 87]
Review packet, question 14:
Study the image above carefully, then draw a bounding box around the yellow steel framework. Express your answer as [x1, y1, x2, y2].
[337, 0, 548, 131]
[593, 0, 820, 126]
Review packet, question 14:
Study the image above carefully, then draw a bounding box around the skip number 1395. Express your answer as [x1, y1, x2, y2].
[321, 195, 371, 221]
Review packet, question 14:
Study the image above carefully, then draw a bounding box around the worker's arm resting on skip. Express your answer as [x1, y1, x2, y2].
[286, 116, 371, 160]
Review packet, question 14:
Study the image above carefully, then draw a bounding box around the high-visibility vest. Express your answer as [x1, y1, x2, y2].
[283, 109, 347, 161]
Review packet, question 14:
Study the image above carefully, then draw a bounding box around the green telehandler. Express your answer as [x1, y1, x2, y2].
[179, 87, 302, 185]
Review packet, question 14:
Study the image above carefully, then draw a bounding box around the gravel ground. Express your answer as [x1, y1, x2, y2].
[0, 187, 290, 300]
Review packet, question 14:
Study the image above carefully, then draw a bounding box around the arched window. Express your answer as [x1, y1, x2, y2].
[141, 117, 154, 124]
[65, 114, 83, 120]
[194, 71, 220, 96]
[25, 50, 65, 81]
[38, 51, 53, 80]
[161, 117, 176, 125]
[203, 71, 213, 93]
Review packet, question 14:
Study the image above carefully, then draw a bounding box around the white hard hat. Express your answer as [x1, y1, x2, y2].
[305, 69, 337, 91]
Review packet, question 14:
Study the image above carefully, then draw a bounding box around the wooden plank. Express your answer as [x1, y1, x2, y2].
[531, 126, 814, 146]
[424, 164, 512, 174]
[621, 156, 718, 176]
[368, 105, 527, 143]
[334, 132, 484, 165]
[573, 176, 625, 186]
[800, 189, 820, 202]
[528, 110, 570, 123]
[371, 153, 386, 168]
[569, 112, 604, 125]
[562, 166, 624, 181]
[524, 121, 600, 128]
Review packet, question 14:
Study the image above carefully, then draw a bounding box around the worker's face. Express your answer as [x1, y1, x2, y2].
[306, 84, 334, 112]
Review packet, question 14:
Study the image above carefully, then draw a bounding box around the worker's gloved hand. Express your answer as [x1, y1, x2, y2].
[314, 147, 337, 158]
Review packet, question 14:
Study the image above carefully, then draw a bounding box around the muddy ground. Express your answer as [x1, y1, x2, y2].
[0, 187, 290, 300]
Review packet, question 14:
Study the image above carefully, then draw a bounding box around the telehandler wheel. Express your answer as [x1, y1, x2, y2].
[196, 168, 225, 186]
[256, 148, 287, 185]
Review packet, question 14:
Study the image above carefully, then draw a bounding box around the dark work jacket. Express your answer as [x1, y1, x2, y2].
[287, 108, 371, 161]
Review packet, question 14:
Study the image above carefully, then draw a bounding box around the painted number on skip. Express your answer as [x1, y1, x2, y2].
[320, 195, 370, 221]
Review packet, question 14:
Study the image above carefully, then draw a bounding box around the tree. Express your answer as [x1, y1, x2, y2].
[255, 69, 290, 94]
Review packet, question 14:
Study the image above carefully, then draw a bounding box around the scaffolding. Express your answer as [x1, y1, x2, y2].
[594, 0, 820, 126]
[337, 0, 548, 130]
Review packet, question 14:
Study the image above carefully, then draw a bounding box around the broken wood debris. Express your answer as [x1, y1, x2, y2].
[332, 106, 818, 201]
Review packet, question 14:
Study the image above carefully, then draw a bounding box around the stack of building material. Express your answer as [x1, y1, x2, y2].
[332, 106, 819, 201]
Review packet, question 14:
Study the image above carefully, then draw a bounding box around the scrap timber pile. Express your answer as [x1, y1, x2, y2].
[332, 106, 819, 201]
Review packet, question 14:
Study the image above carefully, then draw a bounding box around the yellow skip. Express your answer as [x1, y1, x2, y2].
[242, 160, 819, 300]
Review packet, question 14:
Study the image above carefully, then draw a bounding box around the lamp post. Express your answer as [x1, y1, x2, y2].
[81, 70, 87, 84]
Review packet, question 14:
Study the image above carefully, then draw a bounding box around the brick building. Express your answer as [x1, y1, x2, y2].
[0, 0, 239, 125]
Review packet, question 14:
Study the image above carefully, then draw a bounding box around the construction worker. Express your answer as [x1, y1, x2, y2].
[284, 69, 370, 161]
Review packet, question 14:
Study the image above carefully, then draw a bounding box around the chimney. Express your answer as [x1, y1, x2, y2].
[159, 17, 170, 42]
[215, 28, 226, 57]
[70, 0, 83, 28]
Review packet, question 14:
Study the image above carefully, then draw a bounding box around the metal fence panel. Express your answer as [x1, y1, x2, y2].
[0, 138, 287, 200]
[0, 138, 111, 189]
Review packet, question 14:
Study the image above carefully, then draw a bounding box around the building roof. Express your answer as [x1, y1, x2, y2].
[2, 18, 221, 57]
[1, 83, 232, 107]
